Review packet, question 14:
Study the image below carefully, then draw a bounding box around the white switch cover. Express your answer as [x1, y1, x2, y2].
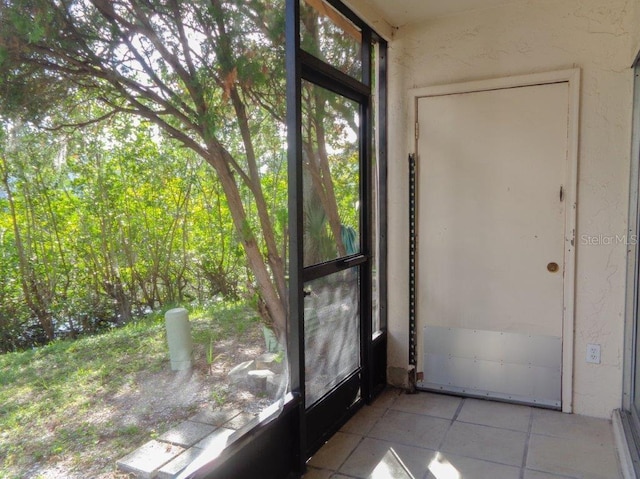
[587, 344, 601, 364]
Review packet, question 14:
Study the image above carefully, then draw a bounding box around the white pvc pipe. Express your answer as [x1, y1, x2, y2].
[165, 307, 193, 371]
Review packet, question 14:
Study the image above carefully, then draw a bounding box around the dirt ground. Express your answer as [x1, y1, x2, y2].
[23, 320, 277, 479]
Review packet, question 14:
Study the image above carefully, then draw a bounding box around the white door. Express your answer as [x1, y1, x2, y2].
[416, 82, 570, 407]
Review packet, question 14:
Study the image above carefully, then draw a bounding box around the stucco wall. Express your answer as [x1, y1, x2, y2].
[633, 1, 640, 63]
[385, 0, 636, 418]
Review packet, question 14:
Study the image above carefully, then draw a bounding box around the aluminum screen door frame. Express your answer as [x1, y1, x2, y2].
[286, 0, 389, 466]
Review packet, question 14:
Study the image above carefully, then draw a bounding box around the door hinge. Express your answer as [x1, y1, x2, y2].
[560, 186, 564, 202]
[415, 122, 419, 140]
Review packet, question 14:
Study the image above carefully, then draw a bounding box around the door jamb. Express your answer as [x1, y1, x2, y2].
[623, 61, 640, 415]
[407, 69, 580, 413]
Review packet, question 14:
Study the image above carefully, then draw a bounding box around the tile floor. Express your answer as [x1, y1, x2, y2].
[304, 389, 623, 479]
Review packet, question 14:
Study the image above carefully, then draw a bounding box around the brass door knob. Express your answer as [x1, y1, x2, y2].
[547, 262, 559, 272]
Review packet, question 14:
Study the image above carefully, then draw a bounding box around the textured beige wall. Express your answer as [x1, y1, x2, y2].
[341, 0, 394, 39]
[385, 0, 636, 418]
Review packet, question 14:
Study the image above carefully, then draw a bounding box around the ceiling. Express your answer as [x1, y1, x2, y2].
[357, 0, 524, 28]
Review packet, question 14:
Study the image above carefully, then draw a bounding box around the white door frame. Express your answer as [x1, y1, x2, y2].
[408, 69, 580, 412]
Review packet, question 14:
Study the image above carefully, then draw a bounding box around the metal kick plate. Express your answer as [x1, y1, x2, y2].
[418, 325, 562, 408]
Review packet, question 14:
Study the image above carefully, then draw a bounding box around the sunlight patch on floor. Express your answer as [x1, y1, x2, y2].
[370, 447, 416, 479]
[428, 452, 461, 479]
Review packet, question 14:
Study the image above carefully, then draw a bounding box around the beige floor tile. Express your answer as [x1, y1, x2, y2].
[303, 467, 334, 479]
[456, 398, 531, 432]
[524, 470, 578, 479]
[339, 437, 435, 479]
[526, 433, 622, 479]
[531, 409, 615, 445]
[440, 421, 527, 467]
[369, 409, 451, 450]
[340, 405, 386, 435]
[391, 392, 462, 419]
[307, 432, 362, 471]
[425, 452, 521, 479]
[371, 388, 402, 410]
[307, 392, 623, 479]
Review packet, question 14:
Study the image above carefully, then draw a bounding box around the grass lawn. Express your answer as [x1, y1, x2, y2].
[0, 301, 264, 479]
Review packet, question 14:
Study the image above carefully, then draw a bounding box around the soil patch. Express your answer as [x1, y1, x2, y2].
[3, 312, 280, 479]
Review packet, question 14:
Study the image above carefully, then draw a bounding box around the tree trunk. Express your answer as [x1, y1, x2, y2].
[229, 88, 287, 307]
[202, 141, 287, 340]
[0, 156, 55, 340]
[312, 93, 347, 257]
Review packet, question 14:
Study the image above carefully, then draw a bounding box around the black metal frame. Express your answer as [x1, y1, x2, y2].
[292, 0, 389, 467]
[294, 0, 386, 461]
[371, 39, 389, 399]
[286, 0, 306, 472]
[408, 153, 417, 368]
[185, 1, 387, 476]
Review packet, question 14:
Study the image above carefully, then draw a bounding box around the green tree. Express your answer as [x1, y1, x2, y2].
[0, 0, 290, 337]
[0, 0, 362, 345]
[0, 121, 75, 341]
